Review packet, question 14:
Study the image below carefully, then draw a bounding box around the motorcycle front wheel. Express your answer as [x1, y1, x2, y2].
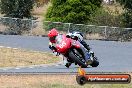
[68, 49, 88, 68]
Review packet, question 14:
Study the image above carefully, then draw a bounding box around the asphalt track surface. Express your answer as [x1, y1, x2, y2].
[0, 35, 132, 73]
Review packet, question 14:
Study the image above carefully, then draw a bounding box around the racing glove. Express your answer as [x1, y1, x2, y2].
[49, 42, 57, 52]
[54, 52, 60, 56]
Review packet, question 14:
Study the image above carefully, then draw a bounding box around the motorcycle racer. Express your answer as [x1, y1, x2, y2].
[66, 31, 90, 52]
[48, 28, 93, 68]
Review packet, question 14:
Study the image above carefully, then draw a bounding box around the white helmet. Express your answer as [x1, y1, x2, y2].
[66, 32, 72, 38]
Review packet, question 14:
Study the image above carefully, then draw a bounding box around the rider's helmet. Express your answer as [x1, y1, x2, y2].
[72, 31, 84, 41]
[48, 28, 59, 43]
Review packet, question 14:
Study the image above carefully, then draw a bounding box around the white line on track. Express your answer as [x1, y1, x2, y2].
[13, 48, 18, 50]
[15, 68, 20, 69]
[7, 47, 11, 49]
[0, 46, 4, 48]
[29, 67, 34, 68]
[2, 69, 7, 71]
[55, 65, 59, 66]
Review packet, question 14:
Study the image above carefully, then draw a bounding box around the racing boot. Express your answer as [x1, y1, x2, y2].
[78, 43, 93, 65]
[85, 52, 93, 65]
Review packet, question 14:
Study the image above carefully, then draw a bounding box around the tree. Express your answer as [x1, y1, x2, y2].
[117, 0, 132, 10]
[0, 0, 34, 18]
[89, 7, 123, 27]
[45, 0, 102, 24]
[117, 0, 132, 27]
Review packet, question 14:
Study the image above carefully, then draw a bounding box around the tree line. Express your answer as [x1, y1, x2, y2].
[0, 0, 132, 28]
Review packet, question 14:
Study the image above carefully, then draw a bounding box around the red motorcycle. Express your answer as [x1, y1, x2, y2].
[55, 34, 99, 68]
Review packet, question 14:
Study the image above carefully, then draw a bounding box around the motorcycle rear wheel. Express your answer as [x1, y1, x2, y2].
[90, 57, 99, 67]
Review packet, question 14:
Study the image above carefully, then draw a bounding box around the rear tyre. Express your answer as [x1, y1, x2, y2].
[68, 49, 87, 68]
[90, 57, 99, 67]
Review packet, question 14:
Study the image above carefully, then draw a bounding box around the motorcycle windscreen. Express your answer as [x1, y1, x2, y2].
[56, 35, 71, 53]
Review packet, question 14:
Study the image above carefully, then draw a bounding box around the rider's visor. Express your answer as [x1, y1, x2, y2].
[49, 36, 56, 41]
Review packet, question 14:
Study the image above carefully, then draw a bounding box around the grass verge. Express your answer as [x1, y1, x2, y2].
[0, 75, 131, 88]
[0, 47, 60, 67]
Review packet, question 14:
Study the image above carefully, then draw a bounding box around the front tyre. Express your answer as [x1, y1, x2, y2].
[68, 49, 87, 68]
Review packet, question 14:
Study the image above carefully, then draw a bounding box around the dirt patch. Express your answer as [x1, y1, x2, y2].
[0, 75, 78, 88]
[29, 3, 51, 36]
[0, 47, 60, 67]
[0, 75, 77, 88]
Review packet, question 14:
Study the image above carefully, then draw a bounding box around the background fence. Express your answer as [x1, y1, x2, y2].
[0, 17, 132, 41]
[0, 17, 37, 35]
[43, 21, 132, 41]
